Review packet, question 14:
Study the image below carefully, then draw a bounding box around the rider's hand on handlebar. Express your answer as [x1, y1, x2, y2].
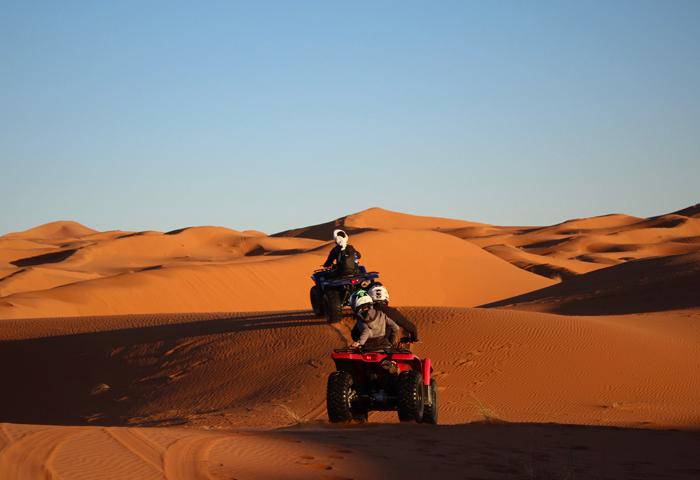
[350, 342, 360, 349]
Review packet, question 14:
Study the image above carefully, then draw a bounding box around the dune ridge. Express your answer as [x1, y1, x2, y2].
[449, 204, 700, 280]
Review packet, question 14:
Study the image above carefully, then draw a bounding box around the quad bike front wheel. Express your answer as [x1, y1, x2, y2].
[397, 370, 425, 423]
[323, 290, 343, 324]
[310, 286, 324, 317]
[420, 378, 438, 424]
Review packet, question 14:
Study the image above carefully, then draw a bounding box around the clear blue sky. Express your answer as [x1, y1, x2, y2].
[1, 1, 698, 236]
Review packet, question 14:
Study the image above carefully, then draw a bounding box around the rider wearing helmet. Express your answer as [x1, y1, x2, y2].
[366, 282, 419, 342]
[323, 230, 361, 278]
[349, 290, 400, 349]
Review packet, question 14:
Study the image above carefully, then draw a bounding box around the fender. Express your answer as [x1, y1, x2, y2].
[421, 358, 432, 386]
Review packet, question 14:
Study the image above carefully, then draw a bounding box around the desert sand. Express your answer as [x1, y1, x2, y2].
[1, 206, 700, 479]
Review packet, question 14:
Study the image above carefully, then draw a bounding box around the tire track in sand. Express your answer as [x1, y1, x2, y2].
[106, 427, 165, 474]
[164, 433, 225, 480]
[0, 424, 13, 454]
[0, 426, 81, 480]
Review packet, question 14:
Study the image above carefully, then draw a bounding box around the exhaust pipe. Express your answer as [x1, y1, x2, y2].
[381, 359, 399, 377]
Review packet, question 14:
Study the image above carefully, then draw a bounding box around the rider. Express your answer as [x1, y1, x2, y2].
[362, 282, 419, 343]
[349, 290, 400, 349]
[323, 229, 361, 279]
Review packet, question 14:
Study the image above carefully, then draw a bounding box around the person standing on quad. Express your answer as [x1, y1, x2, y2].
[349, 291, 400, 349]
[323, 229, 361, 279]
[367, 282, 420, 343]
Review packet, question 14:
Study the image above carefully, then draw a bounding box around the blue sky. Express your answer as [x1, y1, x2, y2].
[1, 1, 698, 236]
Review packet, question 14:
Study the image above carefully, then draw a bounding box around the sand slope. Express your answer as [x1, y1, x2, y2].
[484, 251, 700, 315]
[2, 205, 700, 479]
[3, 204, 699, 319]
[1, 306, 698, 430]
[1, 422, 699, 480]
[449, 205, 700, 280]
[0, 211, 553, 319]
[1, 305, 699, 478]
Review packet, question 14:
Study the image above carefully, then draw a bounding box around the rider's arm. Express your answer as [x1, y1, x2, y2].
[386, 318, 400, 345]
[356, 321, 371, 346]
[348, 245, 361, 260]
[323, 245, 339, 267]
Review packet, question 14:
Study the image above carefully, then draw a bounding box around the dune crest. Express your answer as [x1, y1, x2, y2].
[451, 204, 700, 281]
[2, 220, 98, 240]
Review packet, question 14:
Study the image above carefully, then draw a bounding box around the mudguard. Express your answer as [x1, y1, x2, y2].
[422, 358, 432, 386]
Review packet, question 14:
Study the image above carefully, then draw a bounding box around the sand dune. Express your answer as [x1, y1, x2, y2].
[0, 211, 554, 319]
[2, 220, 99, 240]
[3, 205, 699, 320]
[275, 207, 484, 241]
[0, 229, 553, 318]
[1, 304, 699, 478]
[1, 421, 699, 480]
[451, 205, 700, 280]
[2, 205, 700, 479]
[484, 251, 700, 315]
[2, 306, 698, 430]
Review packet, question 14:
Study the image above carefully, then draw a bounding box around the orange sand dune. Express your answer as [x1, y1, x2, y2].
[0, 211, 553, 319]
[343, 207, 486, 230]
[483, 244, 605, 279]
[2, 205, 700, 479]
[1, 307, 698, 430]
[3, 205, 699, 320]
[2, 220, 99, 240]
[0, 229, 553, 319]
[1, 422, 698, 480]
[484, 251, 700, 315]
[451, 204, 700, 280]
[275, 206, 485, 241]
[1, 305, 699, 478]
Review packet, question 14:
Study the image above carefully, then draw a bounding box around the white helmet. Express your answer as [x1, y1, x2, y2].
[367, 283, 389, 304]
[333, 229, 348, 249]
[350, 290, 373, 312]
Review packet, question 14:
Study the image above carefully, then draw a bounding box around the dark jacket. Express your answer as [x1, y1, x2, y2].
[323, 244, 361, 269]
[375, 303, 419, 342]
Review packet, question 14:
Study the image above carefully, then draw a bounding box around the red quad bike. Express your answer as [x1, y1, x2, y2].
[326, 339, 438, 424]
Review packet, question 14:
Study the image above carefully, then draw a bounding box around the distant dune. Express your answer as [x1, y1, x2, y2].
[0, 208, 553, 319]
[482, 250, 700, 315]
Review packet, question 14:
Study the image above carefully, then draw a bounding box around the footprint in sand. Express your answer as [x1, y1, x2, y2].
[305, 463, 332, 470]
[326, 445, 353, 454]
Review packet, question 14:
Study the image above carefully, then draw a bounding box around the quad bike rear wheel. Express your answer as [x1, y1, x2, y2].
[323, 290, 343, 324]
[397, 370, 425, 423]
[310, 286, 324, 317]
[420, 378, 438, 424]
[327, 371, 356, 423]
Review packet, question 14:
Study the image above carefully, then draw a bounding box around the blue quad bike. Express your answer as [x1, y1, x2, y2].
[310, 266, 379, 323]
